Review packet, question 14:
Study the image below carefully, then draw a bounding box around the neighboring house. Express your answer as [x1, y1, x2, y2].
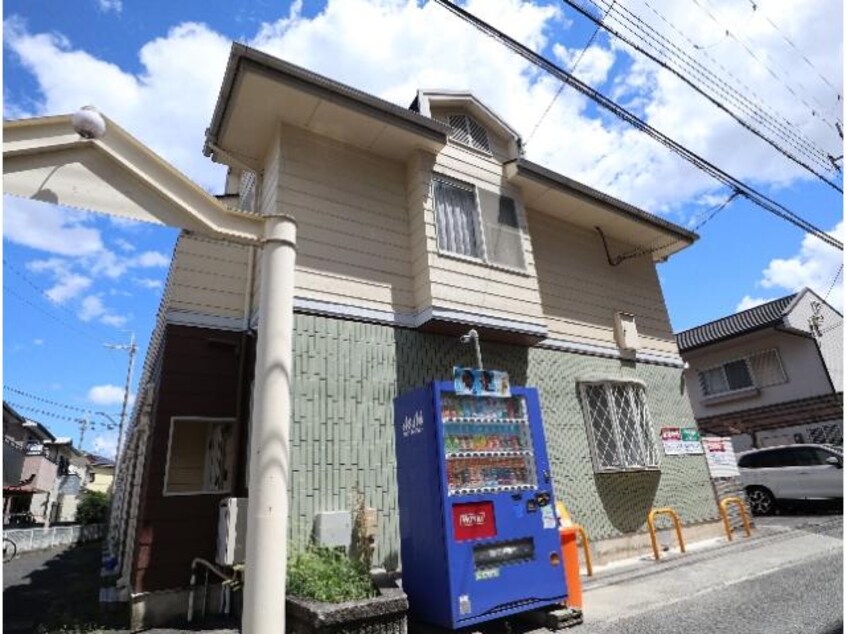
[14, 46, 723, 626]
[85, 453, 116, 494]
[676, 289, 843, 452]
[48, 438, 91, 523]
[3, 403, 59, 523]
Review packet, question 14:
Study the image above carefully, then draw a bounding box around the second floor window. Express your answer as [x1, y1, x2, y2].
[698, 348, 787, 397]
[433, 175, 526, 271]
[433, 177, 482, 258]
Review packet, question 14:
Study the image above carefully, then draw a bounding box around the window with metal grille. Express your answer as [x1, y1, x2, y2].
[447, 114, 492, 153]
[746, 349, 787, 387]
[579, 382, 659, 472]
[477, 189, 526, 270]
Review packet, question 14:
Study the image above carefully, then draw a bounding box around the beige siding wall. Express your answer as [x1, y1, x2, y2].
[272, 124, 416, 313]
[529, 209, 677, 354]
[168, 234, 251, 324]
[417, 142, 546, 325]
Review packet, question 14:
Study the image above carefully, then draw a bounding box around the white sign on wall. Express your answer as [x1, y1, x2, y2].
[702, 436, 740, 478]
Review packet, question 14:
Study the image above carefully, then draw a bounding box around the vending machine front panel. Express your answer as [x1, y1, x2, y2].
[395, 381, 566, 630]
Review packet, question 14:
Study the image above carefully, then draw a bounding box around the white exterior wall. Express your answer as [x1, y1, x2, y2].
[784, 290, 843, 392]
[682, 329, 833, 419]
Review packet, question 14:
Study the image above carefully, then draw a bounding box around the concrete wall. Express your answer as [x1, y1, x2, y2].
[286, 313, 718, 568]
[5, 523, 103, 554]
[784, 291, 843, 392]
[21, 454, 58, 495]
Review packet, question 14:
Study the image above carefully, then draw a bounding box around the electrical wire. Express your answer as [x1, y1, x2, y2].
[432, 0, 843, 252]
[4, 287, 107, 342]
[747, 0, 842, 106]
[526, 0, 616, 148]
[585, 0, 838, 176]
[689, 0, 841, 134]
[618, 0, 838, 172]
[6, 401, 116, 430]
[823, 264, 843, 302]
[4, 385, 120, 417]
[561, 0, 842, 191]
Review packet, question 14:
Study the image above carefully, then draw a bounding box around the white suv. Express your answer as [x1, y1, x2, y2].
[737, 444, 843, 515]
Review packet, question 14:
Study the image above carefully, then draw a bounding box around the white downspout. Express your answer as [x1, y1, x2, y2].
[242, 213, 297, 634]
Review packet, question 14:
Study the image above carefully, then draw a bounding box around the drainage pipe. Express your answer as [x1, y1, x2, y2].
[242, 213, 297, 634]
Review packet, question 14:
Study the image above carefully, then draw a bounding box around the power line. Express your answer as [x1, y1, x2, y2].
[3, 259, 110, 345]
[432, 0, 843, 251]
[689, 0, 841, 134]
[4, 286, 105, 342]
[747, 0, 841, 106]
[526, 0, 616, 147]
[585, 0, 839, 178]
[561, 0, 842, 192]
[609, 189, 740, 264]
[6, 401, 116, 430]
[3, 385, 120, 417]
[623, 0, 838, 174]
[823, 264, 843, 302]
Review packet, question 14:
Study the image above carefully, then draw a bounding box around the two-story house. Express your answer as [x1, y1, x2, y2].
[676, 288, 843, 451]
[3, 402, 60, 524]
[86, 45, 728, 626]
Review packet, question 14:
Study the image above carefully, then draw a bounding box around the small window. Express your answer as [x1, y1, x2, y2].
[447, 114, 491, 153]
[164, 417, 236, 495]
[699, 359, 753, 396]
[579, 382, 659, 472]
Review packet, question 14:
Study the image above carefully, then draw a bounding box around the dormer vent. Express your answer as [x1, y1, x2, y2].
[447, 114, 491, 153]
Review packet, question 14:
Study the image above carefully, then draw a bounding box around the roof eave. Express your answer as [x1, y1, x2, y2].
[204, 44, 450, 163]
[511, 158, 698, 252]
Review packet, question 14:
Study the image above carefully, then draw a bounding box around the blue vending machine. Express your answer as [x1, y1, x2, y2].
[394, 379, 566, 629]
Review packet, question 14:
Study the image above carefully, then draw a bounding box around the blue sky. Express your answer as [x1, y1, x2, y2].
[3, 0, 842, 456]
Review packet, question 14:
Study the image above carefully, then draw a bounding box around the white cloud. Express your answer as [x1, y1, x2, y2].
[91, 433, 118, 459]
[114, 238, 135, 252]
[77, 294, 129, 327]
[134, 277, 163, 290]
[756, 222, 844, 310]
[97, 0, 122, 14]
[4, 197, 104, 256]
[33, 338, 44, 345]
[134, 251, 169, 268]
[87, 383, 134, 407]
[3, 0, 840, 219]
[735, 295, 773, 312]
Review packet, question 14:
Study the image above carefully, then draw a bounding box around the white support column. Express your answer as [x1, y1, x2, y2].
[243, 213, 297, 634]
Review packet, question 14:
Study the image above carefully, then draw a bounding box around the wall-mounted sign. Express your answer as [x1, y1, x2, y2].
[661, 427, 703, 455]
[702, 436, 740, 477]
[453, 367, 511, 397]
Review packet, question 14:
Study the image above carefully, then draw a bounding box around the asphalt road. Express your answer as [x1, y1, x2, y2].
[579, 514, 843, 634]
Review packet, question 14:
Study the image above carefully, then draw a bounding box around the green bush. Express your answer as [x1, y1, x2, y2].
[287, 547, 374, 603]
[76, 491, 109, 525]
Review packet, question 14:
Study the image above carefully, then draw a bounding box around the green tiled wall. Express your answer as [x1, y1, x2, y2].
[289, 314, 720, 567]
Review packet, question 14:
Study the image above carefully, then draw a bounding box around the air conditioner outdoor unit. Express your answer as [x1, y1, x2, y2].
[216, 497, 248, 566]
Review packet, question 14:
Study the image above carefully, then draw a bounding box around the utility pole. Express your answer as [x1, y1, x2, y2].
[105, 332, 138, 466]
[78, 412, 89, 450]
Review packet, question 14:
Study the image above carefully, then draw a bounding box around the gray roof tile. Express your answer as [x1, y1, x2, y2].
[675, 294, 797, 352]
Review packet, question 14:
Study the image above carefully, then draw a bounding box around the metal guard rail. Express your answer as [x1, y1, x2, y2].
[719, 497, 752, 541]
[647, 507, 686, 561]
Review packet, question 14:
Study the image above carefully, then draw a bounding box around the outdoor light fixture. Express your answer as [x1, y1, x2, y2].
[71, 105, 106, 140]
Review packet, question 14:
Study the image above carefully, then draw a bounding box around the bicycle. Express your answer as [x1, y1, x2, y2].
[3, 536, 17, 563]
